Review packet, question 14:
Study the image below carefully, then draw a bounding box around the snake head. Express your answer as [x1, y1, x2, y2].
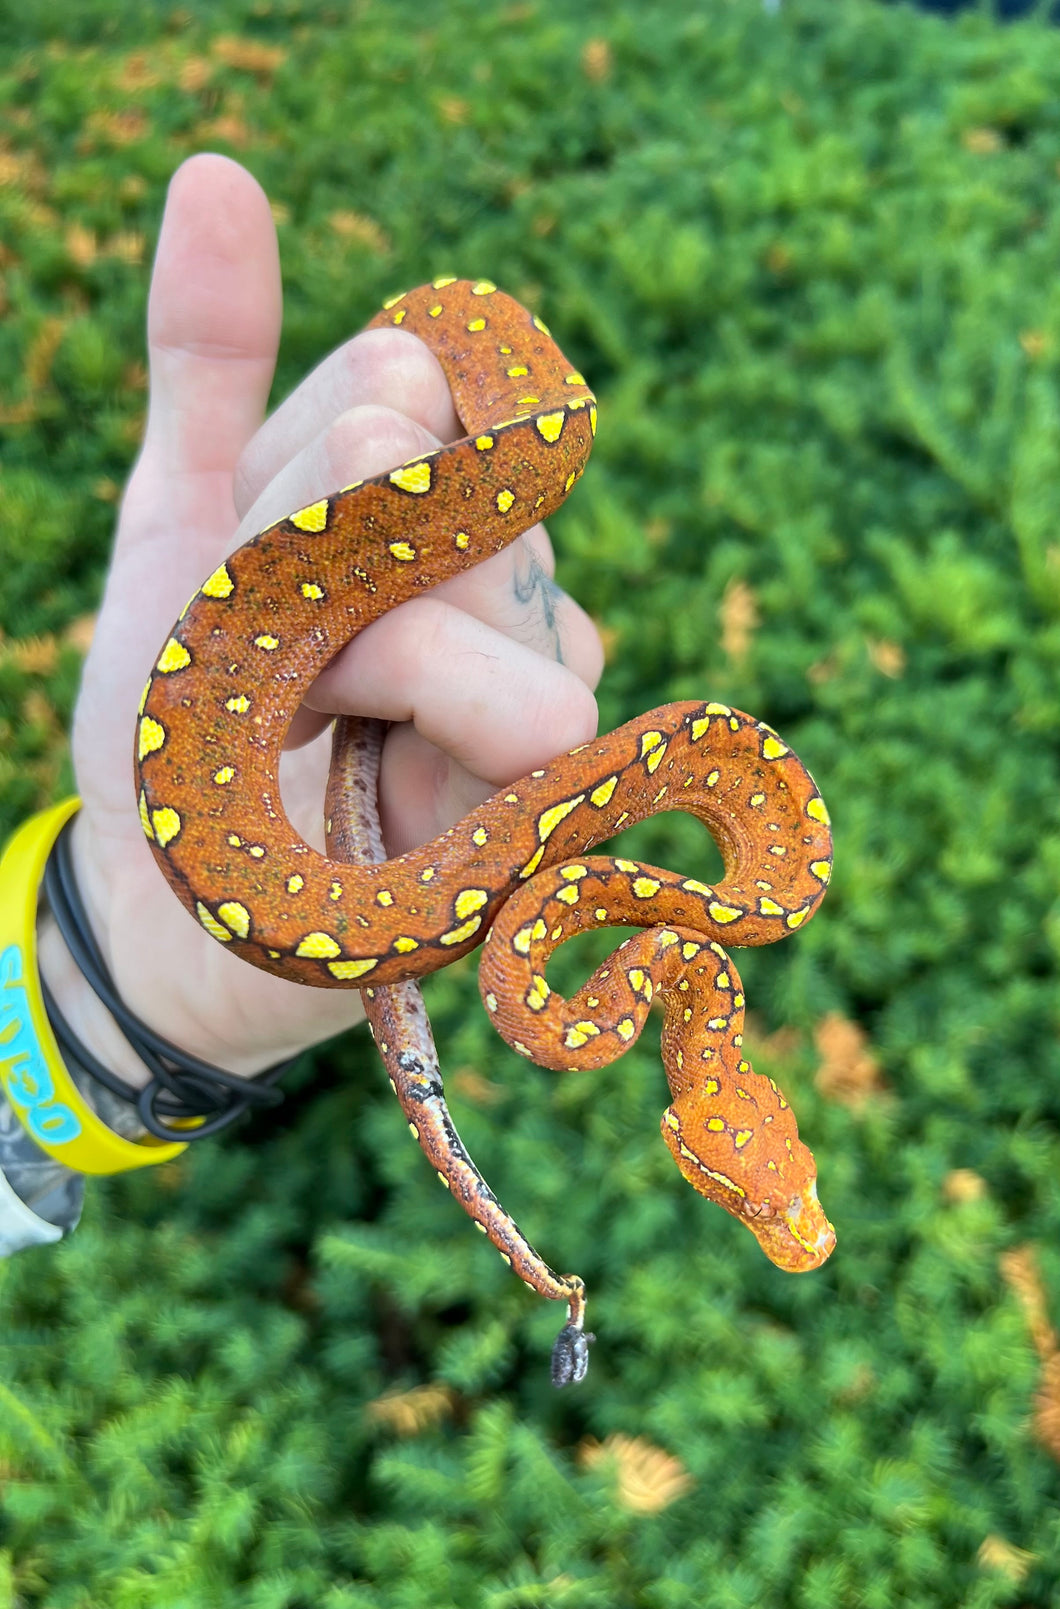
[660, 1093, 835, 1273]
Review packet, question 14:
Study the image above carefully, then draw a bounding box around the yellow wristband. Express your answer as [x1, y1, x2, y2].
[0, 798, 187, 1174]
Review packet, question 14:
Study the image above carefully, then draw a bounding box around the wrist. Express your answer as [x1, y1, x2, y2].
[37, 909, 154, 1095]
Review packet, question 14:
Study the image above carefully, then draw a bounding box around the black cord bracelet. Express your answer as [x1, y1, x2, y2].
[41, 819, 296, 1142]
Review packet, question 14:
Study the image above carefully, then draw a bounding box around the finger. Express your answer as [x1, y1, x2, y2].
[237, 403, 605, 697]
[307, 594, 599, 780]
[75, 154, 283, 831]
[141, 154, 282, 479]
[233, 327, 461, 517]
[432, 538, 604, 691]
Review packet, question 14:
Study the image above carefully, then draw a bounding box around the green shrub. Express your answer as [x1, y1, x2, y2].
[3, 1, 1060, 1602]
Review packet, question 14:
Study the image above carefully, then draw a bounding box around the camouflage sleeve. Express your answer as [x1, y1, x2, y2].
[0, 1072, 146, 1254]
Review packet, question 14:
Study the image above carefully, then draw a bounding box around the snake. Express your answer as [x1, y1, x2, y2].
[133, 277, 835, 1385]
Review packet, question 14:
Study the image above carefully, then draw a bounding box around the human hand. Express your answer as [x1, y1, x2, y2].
[41, 153, 604, 1084]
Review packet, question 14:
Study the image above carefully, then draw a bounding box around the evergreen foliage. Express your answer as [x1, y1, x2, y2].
[2, 0, 1060, 1601]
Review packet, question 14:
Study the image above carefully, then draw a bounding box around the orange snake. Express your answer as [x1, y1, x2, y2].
[134, 278, 835, 1384]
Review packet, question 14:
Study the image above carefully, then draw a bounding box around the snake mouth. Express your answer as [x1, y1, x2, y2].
[746, 1180, 836, 1272]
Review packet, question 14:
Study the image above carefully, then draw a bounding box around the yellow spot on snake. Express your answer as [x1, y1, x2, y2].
[496, 488, 515, 513]
[707, 1117, 726, 1133]
[706, 770, 720, 787]
[390, 461, 433, 495]
[682, 942, 701, 960]
[455, 532, 470, 550]
[197, 902, 232, 942]
[289, 501, 330, 534]
[556, 885, 579, 906]
[201, 563, 236, 598]
[472, 826, 489, 846]
[432, 275, 457, 288]
[217, 902, 250, 940]
[615, 858, 638, 874]
[535, 410, 565, 443]
[616, 1017, 636, 1041]
[807, 796, 830, 825]
[301, 582, 325, 601]
[811, 860, 832, 882]
[590, 776, 618, 807]
[762, 735, 789, 760]
[428, 304, 443, 317]
[472, 280, 497, 295]
[389, 541, 417, 562]
[564, 472, 577, 493]
[454, 888, 489, 922]
[786, 908, 809, 929]
[708, 902, 743, 924]
[520, 845, 545, 879]
[589, 405, 598, 436]
[475, 434, 495, 450]
[467, 317, 487, 332]
[382, 290, 407, 309]
[734, 1130, 754, 1149]
[329, 882, 343, 901]
[565, 1021, 601, 1049]
[225, 694, 250, 715]
[565, 372, 586, 385]
[485, 992, 498, 1012]
[560, 864, 588, 880]
[420, 867, 436, 882]
[286, 874, 304, 894]
[295, 932, 342, 960]
[533, 314, 551, 334]
[327, 958, 378, 980]
[151, 807, 181, 847]
[138, 790, 152, 839]
[682, 878, 711, 896]
[157, 638, 191, 674]
[690, 717, 710, 741]
[376, 889, 393, 906]
[392, 936, 419, 953]
[507, 364, 529, 378]
[537, 793, 585, 843]
[759, 897, 785, 917]
[632, 876, 661, 898]
[749, 793, 766, 808]
[137, 716, 165, 761]
[525, 975, 550, 1011]
[138, 680, 151, 715]
[440, 915, 483, 946]
[254, 634, 279, 651]
[513, 926, 534, 956]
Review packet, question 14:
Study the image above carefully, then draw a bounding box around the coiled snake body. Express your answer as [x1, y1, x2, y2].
[135, 279, 834, 1383]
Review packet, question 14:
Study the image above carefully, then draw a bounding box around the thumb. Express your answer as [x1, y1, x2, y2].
[75, 153, 283, 831]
